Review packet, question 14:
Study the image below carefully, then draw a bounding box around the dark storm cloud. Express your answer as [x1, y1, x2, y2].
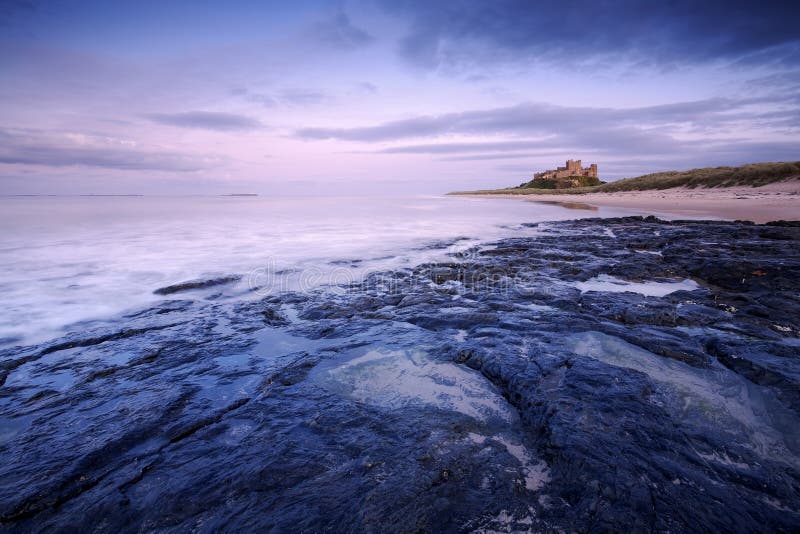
[145, 111, 262, 131]
[0, 128, 216, 172]
[296, 97, 794, 143]
[377, 0, 800, 69]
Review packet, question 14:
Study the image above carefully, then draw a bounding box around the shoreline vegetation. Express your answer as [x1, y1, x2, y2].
[449, 161, 800, 222]
[449, 161, 800, 195]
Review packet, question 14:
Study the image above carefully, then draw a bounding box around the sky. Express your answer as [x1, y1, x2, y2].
[0, 0, 798, 195]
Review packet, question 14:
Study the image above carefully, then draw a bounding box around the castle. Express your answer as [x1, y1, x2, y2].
[533, 159, 598, 181]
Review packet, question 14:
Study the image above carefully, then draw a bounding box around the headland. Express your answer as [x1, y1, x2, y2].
[451, 161, 800, 222]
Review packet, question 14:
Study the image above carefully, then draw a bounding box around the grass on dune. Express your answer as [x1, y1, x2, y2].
[595, 161, 800, 192]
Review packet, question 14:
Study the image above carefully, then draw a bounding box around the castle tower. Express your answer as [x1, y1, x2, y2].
[566, 159, 582, 172]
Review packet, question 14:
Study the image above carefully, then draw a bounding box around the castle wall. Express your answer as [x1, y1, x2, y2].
[532, 159, 598, 181]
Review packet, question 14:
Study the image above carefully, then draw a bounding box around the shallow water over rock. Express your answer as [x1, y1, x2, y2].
[567, 331, 800, 463]
[312, 347, 518, 423]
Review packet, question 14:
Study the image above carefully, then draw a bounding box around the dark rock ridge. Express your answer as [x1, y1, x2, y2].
[153, 275, 241, 295]
[1, 216, 798, 532]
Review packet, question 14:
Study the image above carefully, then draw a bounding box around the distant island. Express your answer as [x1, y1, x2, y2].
[450, 160, 800, 195]
[223, 193, 259, 197]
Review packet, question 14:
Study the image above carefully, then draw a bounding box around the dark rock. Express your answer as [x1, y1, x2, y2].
[766, 220, 800, 227]
[153, 275, 241, 295]
[260, 307, 289, 326]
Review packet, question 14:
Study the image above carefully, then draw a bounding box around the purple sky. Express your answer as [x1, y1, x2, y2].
[1, 0, 798, 195]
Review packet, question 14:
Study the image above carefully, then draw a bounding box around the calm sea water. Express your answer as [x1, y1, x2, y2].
[0, 195, 642, 347]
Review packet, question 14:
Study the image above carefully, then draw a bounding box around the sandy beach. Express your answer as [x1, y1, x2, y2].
[468, 181, 800, 223]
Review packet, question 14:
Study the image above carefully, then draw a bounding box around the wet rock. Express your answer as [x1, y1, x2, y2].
[260, 307, 289, 326]
[153, 275, 241, 295]
[765, 219, 800, 227]
[706, 337, 800, 411]
[1, 217, 799, 531]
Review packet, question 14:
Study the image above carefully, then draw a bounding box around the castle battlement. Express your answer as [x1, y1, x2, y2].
[533, 159, 598, 182]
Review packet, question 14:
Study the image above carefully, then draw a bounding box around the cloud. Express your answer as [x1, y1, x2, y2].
[373, 129, 692, 158]
[296, 97, 796, 143]
[744, 70, 800, 102]
[245, 93, 278, 107]
[379, 140, 546, 153]
[234, 88, 329, 108]
[356, 82, 378, 94]
[314, 11, 374, 50]
[296, 95, 799, 172]
[297, 115, 450, 141]
[402, 135, 800, 177]
[145, 111, 262, 131]
[279, 89, 328, 106]
[374, 130, 799, 162]
[0, 128, 219, 172]
[441, 152, 563, 161]
[377, 0, 800, 70]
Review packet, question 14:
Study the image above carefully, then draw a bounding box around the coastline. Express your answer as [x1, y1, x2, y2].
[455, 181, 800, 223]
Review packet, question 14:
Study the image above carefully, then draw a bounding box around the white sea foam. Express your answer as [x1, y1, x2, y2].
[573, 274, 699, 296]
[0, 195, 643, 347]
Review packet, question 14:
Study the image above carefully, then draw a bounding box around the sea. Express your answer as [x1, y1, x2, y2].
[0, 195, 645, 348]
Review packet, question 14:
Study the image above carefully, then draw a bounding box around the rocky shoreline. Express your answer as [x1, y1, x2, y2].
[1, 216, 799, 532]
